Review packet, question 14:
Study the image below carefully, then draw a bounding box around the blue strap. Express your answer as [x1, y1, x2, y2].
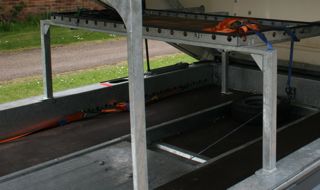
[253, 31, 273, 50]
[243, 21, 273, 50]
[285, 30, 299, 101]
[59, 119, 68, 126]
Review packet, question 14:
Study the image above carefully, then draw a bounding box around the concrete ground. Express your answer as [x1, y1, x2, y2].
[0, 39, 180, 81]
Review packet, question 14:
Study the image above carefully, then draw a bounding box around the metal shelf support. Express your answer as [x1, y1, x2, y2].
[262, 50, 278, 172]
[41, 21, 53, 99]
[100, 0, 149, 189]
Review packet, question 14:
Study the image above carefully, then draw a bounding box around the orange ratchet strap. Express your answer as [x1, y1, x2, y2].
[0, 112, 85, 144]
[203, 18, 259, 35]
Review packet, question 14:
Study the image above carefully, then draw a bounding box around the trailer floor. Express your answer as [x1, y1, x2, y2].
[157, 111, 320, 190]
[0, 85, 248, 177]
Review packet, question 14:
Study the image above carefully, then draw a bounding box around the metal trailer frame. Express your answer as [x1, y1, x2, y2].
[0, 0, 311, 189]
[39, 2, 285, 189]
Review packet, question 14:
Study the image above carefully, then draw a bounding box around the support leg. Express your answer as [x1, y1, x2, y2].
[262, 50, 278, 173]
[221, 50, 230, 94]
[41, 21, 53, 99]
[127, 1, 149, 190]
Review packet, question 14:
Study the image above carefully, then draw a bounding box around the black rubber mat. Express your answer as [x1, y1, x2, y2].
[0, 85, 247, 177]
[157, 112, 320, 190]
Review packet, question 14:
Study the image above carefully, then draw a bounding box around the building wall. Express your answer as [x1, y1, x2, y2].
[0, 0, 103, 19]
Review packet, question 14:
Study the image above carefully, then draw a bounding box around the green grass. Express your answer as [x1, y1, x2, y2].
[0, 19, 119, 51]
[0, 54, 196, 104]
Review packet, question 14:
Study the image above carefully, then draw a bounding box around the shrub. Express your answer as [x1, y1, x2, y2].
[0, 1, 26, 32]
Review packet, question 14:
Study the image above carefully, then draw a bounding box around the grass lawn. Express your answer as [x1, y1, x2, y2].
[0, 19, 119, 51]
[0, 54, 196, 104]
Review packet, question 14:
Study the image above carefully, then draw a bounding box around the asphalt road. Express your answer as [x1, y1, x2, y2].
[0, 39, 180, 81]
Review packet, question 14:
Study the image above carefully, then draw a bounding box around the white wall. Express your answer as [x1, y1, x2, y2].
[179, 0, 320, 21]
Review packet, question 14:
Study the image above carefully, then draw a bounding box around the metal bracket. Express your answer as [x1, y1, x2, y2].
[251, 54, 263, 71]
[42, 24, 50, 35]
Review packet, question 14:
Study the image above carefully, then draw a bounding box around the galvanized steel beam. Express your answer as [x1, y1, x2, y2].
[262, 50, 278, 172]
[99, 0, 149, 189]
[40, 21, 53, 99]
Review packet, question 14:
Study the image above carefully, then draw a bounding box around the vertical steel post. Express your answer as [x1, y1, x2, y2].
[127, 0, 149, 189]
[221, 50, 229, 94]
[262, 50, 278, 172]
[40, 21, 53, 99]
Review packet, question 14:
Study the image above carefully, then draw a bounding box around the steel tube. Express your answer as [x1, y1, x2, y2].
[262, 50, 278, 172]
[127, 1, 149, 190]
[40, 21, 53, 99]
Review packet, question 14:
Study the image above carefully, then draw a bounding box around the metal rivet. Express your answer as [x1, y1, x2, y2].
[170, 30, 174, 35]
[146, 27, 149, 32]
[212, 34, 216, 40]
[158, 28, 162, 33]
[114, 23, 117, 28]
[227, 36, 232, 42]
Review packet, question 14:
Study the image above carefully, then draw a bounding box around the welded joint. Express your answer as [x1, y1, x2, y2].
[41, 21, 51, 35]
[251, 54, 263, 71]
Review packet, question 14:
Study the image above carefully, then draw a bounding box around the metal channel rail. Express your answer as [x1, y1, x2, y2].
[38, 7, 320, 190]
[49, 9, 320, 49]
[48, 10, 320, 49]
